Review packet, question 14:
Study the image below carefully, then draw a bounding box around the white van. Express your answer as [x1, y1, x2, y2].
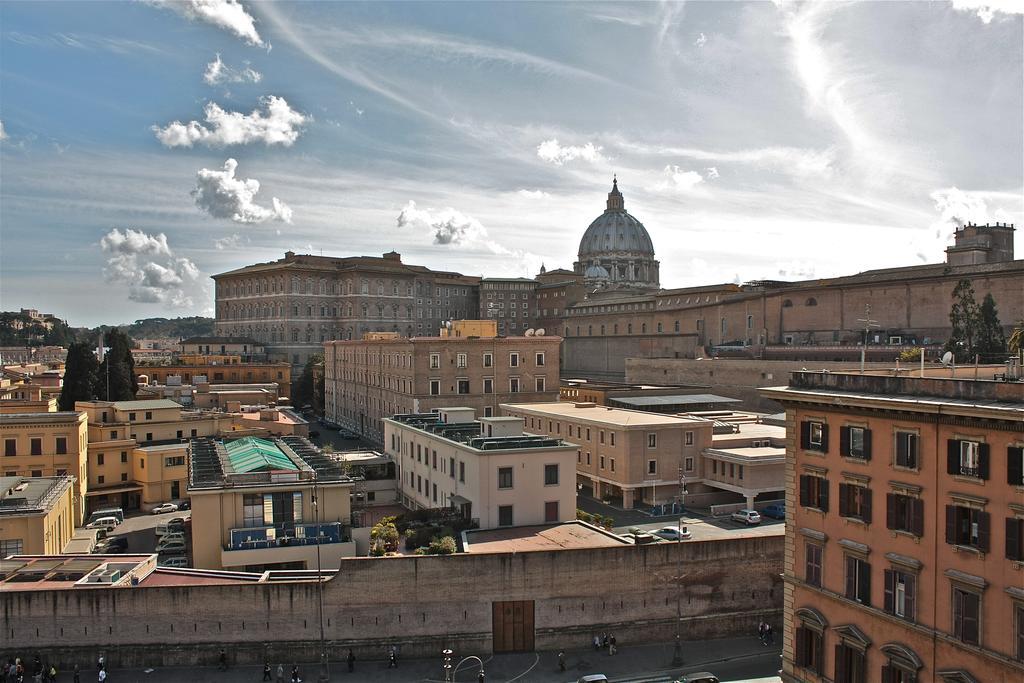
[158, 555, 189, 568]
[86, 517, 119, 532]
[89, 508, 124, 524]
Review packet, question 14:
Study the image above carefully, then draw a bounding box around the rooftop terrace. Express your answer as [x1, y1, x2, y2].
[0, 476, 73, 515]
[189, 435, 353, 490]
[387, 413, 569, 451]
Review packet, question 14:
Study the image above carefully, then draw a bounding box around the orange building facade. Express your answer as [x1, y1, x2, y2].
[764, 368, 1024, 683]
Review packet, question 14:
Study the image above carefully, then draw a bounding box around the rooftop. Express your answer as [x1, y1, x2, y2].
[225, 436, 297, 473]
[463, 522, 631, 553]
[386, 413, 570, 452]
[0, 411, 83, 424]
[502, 401, 708, 427]
[111, 399, 183, 411]
[0, 476, 73, 515]
[181, 336, 261, 345]
[609, 393, 740, 408]
[189, 435, 353, 490]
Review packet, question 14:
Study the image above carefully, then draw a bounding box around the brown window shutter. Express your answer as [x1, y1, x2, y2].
[976, 511, 991, 552]
[912, 498, 924, 537]
[838, 483, 849, 517]
[947, 439, 960, 474]
[834, 644, 848, 682]
[1009, 446, 1024, 486]
[881, 664, 895, 683]
[945, 505, 957, 545]
[861, 487, 872, 524]
[800, 421, 811, 450]
[820, 423, 830, 453]
[845, 556, 856, 599]
[883, 568, 894, 613]
[886, 493, 896, 530]
[905, 573, 916, 621]
[799, 475, 810, 507]
[858, 559, 871, 606]
[978, 443, 990, 480]
[862, 428, 872, 460]
[1007, 518, 1023, 561]
[964, 592, 980, 644]
[819, 478, 829, 512]
[839, 426, 850, 456]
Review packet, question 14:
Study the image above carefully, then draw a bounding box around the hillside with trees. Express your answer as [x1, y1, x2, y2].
[0, 311, 78, 347]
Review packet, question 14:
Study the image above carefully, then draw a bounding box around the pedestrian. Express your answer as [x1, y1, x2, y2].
[218, 648, 227, 671]
[610, 635, 617, 650]
[276, 664, 285, 683]
[592, 635, 600, 651]
[262, 662, 272, 681]
[96, 654, 104, 672]
[290, 665, 300, 683]
[767, 623, 774, 645]
[557, 651, 566, 672]
[387, 646, 397, 669]
[601, 633, 608, 649]
[757, 620, 766, 645]
[74, 665, 81, 683]
[48, 666, 57, 683]
[97, 669, 106, 683]
[346, 650, 355, 674]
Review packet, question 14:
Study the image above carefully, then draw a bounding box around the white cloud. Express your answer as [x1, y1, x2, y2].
[651, 165, 705, 193]
[536, 138, 604, 166]
[203, 53, 262, 86]
[705, 166, 719, 179]
[928, 187, 997, 240]
[516, 189, 551, 199]
[396, 201, 493, 247]
[100, 228, 200, 306]
[214, 233, 247, 250]
[151, 0, 265, 47]
[152, 96, 308, 148]
[0, 121, 7, 141]
[192, 158, 293, 224]
[951, 0, 1024, 23]
[613, 138, 835, 178]
[694, 32, 707, 48]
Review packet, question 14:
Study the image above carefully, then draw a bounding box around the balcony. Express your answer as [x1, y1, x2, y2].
[221, 522, 355, 570]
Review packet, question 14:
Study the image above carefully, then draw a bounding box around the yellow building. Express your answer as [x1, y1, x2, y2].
[0, 475, 76, 556]
[76, 399, 239, 514]
[0, 411, 88, 523]
[0, 383, 59, 414]
[188, 435, 355, 571]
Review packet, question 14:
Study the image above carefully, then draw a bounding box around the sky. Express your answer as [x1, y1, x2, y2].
[0, 0, 1021, 327]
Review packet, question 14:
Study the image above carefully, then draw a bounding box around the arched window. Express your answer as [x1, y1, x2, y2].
[641, 323, 647, 333]
[674, 320, 680, 332]
[782, 299, 793, 308]
[880, 643, 923, 683]
[657, 322, 663, 333]
[805, 297, 817, 306]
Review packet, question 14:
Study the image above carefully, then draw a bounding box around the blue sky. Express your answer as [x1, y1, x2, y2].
[1, 0, 1021, 327]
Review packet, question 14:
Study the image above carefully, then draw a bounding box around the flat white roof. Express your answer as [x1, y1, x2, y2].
[501, 402, 708, 427]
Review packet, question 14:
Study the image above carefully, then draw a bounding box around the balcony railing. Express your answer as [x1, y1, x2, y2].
[957, 466, 982, 479]
[226, 522, 349, 551]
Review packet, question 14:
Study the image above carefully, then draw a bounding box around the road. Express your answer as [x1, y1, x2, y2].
[105, 509, 191, 555]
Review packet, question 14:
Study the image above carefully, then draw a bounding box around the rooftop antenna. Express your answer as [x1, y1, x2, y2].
[857, 304, 880, 374]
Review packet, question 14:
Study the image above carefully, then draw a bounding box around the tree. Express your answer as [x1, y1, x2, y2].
[975, 293, 1006, 358]
[944, 279, 981, 362]
[95, 329, 138, 401]
[58, 342, 99, 410]
[293, 353, 324, 412]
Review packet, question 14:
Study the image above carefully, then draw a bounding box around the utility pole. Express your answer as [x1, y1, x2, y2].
[672, 470, 688, 666]
[314, 473, 329, 682]
[856, 304, 880, 374]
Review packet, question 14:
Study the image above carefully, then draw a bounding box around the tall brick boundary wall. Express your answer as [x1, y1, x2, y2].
[3, 535, 782, 668]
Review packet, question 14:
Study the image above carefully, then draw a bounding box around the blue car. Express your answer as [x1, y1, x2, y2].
[762, 503, 786, 520]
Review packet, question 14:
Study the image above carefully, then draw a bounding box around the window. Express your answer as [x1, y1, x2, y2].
[610, 432, 615, 446]
[610, 458, 615, 472]
[841, 426, 871, 460]
[0, 539, 23, 557]
[884, 568, 917, 621]
[895, 432, 919, 469]
[685, 457, 693, 472]
[165, 456, 186, 467]
[97, 453, 105, 466]
[952, 586, 981, 645]
[97, 475, 105, 484]
[430, 380, 440, 396]
[544, 501, 559, 523]
[509, 352, 519, 367]
[129, 412, 136, 422]
[845, 555, 871, 605]
[509, 377, 520, 393]
[1016, 603, 1024, 661]
[55, 437, 67, 455]
[834, 641, 866, 683]
[684, 431, 693, 446]
[544, 464, 559, 486]
[886, 493, 924, 536]
[945, 504, 990, 552]
[120, 451, 127, 463]
[121, 473, 128, 482]
[449, 457, 455, 480]
[459, 461, 465, 483]
[1008, 445, 1024, 486]
[805, 544, 822, 587]
[145, 411, 152, 420]
[535, 352, 545, 366]
[838, 483, 872, 523]
[794, 625, 823, 674]
[30, 438, 41, 456]
[498, 505, 513, 527]
[647, 433, 657, 448]
[947, 439, 989, 479]
[429, 353, 441, 369]
[535, 377, 545, 392]
[432, 451, 438, 470]
[599, 455, 605, 470]
[483, 353, 493, 368]
[3, 439, 14, 457]
[801, 421, 829, 452]
[457, 379, 470, 394]
[799, 474, 829, 511]
[498, 467, 513, 489]
[456, 353, 467, 368]
[1008, 516, 1024, 561]
[647, 459, 657, 475]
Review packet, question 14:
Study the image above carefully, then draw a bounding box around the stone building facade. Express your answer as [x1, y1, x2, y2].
[762, 368, 1024, 683]
[323, 324, 561, 446]
[213, 251, 479, 366]
[477, 277, 538, 336]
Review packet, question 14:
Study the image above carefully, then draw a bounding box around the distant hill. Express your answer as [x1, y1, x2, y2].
[84, 316, 216, 342]
[0, 311, 78, 347]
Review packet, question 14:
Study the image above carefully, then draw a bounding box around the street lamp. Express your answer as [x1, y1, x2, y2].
[672, 472, 687, 667]
[442, 648, 453, 682]
[313, 472, 329, 682]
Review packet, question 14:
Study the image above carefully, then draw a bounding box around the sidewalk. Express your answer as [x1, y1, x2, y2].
[75, 635, 779, 682]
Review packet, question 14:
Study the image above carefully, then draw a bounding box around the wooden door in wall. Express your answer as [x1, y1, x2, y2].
[491, 600, 535, 652]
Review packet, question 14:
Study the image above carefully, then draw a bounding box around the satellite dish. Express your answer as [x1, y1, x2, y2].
[536, 328, 546, 336]
[941, 351, 953, 366]
[524, 328, 535, 337]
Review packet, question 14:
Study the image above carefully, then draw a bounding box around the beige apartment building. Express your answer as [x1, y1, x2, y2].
[324, 321, 561, 446]
[762, 367, 1024, 683]
[702, 418, 787, 509]
[0, 475, 75, 557]
[188, 435, 355, 571]
[383, 408, 577, 529]
[0, 411, 88, 523]
[76, 399, 239, 513]
[500, 402, 712, 508]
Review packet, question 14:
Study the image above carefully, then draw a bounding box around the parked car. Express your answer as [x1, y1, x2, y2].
[88, 507, 124, 524]
[762, 503, 786, 520]
[156, 517, 188, 536]
[338, 430, 358, 440]
[675, 673, 720, 683]
[577, 676, 609, 683]
[99, 536, 129, 551]
[653, 526, 692, 541]
[731, 509, 762, 526]
[86, 517, 119, 532]
[151, 503, 179, 515]
[158, 555, 189, 568]
[173, 499, 191, 511]
[156, 532, 186, 547]
[156, 540, 187, 555]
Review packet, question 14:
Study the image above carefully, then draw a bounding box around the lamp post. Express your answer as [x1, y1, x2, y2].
[313, 473, 329, 682]
[672, 471, 687, 667]
[442, 648, 453, 682]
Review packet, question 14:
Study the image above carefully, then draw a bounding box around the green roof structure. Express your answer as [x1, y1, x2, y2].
[224, 437, 297, 473]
